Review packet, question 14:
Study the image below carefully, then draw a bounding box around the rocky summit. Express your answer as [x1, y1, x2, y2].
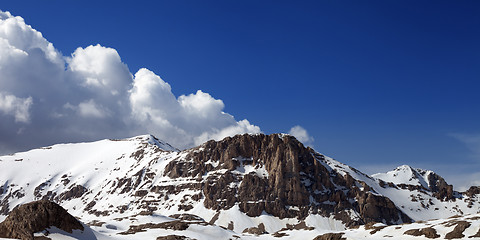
[165, 134, 411, 226]
[0, 133, 479, 239]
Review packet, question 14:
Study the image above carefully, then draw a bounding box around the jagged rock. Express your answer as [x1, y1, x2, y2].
[426, 172, 454, 201]
[464, 186, 480, 198]
[0, 200, 84, 240]
[164, 133, 411, 226]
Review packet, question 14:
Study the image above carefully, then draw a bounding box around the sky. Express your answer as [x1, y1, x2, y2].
[0, 1, 479, 190]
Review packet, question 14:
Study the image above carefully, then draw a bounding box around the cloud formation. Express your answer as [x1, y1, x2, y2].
[0, 92, 32, 123]
[0, 10, 261, 153]
[289, 125, 314, 147]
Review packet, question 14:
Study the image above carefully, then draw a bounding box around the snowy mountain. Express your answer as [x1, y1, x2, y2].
[0, 133, 479, 239]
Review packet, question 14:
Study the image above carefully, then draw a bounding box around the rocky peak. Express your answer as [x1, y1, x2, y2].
[0, 200, 84, 240]
[164, 133, 411, 226]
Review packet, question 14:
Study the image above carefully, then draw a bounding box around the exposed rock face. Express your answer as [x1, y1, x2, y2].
[164, 133, 411, 226]
[356, 192, 411, 224]
[464, 186, 480, 198]
[426, 172, 454, 201]
[0, 200, 84, 240]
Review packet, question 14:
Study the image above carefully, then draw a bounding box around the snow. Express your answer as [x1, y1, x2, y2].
[372, 165, 431, 189]
[233, 157, 269, 179]
[1, 134, 480, 239]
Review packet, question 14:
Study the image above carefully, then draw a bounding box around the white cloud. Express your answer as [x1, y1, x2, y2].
[67, 44, 132, 96]
[194, 119, 261, 146]
[0, 92, 32, 123]
[289, 125, 314, 147]
[77, 99, 109, 118]
[129, 68, 261, 148]
[0, 10, 261, 153]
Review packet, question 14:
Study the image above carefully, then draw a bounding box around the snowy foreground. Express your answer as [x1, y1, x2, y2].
[0, 134, 479, 239]
[1, 213, 480, 240]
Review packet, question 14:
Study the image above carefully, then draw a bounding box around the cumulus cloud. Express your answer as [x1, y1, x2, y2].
[0, 92, 32, 123]
[0, 10, 260, 153]
[289, 125, 314, 147]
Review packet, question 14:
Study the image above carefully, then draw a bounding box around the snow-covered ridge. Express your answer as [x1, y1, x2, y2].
[125, 134, 179, 152]
[372, 165, 434, 189]
[0, 134, 479, 240]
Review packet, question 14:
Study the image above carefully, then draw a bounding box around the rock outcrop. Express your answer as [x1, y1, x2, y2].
[464, 186, 480, 198]
[426, 172, 454, 201]
[164, 133, 411, 226]
[0, 200, 84, 240]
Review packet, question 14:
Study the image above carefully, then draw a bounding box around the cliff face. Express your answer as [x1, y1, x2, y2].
[0, 200, 84, 240]
[165, 133, 411, 226]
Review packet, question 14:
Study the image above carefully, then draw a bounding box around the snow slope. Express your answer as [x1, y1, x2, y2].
[0, 134, 479, 239]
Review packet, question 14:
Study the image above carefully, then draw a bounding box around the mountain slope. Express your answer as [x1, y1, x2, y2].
[0, 133, 479, 239]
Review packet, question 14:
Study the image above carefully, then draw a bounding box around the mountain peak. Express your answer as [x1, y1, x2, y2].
[373, 164, 454, 201]
[0, 133, 478, 239]
[166, 133, 411, 225]
[124, 134, 179, 152]
[373, 165, 429, 188]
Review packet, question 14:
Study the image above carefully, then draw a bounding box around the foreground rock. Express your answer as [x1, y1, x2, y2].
[0, 200, 84, 240]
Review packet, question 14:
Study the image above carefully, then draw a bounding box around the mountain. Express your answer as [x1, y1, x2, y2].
[0, 133, 479, 239]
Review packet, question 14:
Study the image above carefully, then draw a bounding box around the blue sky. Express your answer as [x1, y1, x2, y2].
[1, 1, 479, 189]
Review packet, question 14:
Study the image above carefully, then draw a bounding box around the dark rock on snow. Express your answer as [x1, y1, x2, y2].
[0, 200, 83, 240]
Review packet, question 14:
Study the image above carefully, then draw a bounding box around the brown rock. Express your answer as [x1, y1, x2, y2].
[404, 227, 440, 239]
[356, 192, 411, 225]
[464, 186, 480, 198]
[445, 221, 471, 239]
[120, 220, 190, 235]
[242, 223, 267, 235]
[56, 185, 87, 201]
[0, 200, 84, 240]
[313, 232, 346, 240]
[164, 133, 412, 226]
[404, 229, 422, 236]
[168, 214, 204, 222]
[156, 235, 197, 240]
[227, 221, 234, 230]
[421, 227, 440, 239]
[426, 172, 454, 201]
